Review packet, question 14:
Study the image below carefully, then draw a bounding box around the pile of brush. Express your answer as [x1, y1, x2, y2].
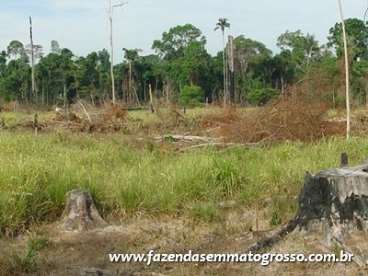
[203, 96, 345, 144]
[53, 102, 128, 133]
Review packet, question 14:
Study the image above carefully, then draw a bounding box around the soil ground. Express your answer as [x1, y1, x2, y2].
[1, 207, 367, 275]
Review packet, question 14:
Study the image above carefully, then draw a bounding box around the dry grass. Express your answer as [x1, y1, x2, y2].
[204, 97, 345, 144]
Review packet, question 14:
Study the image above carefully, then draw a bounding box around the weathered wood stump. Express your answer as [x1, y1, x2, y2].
[249, 154, 368, 252]
[299, 161, 368, 231]
[61, 190, 107, 231]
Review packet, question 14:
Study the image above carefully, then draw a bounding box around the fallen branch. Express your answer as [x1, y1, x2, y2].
[246, 216, 301, 253]
[180, 142, 261, 151]
[78, 101, 92, 124]
[155, 134, 217, 143]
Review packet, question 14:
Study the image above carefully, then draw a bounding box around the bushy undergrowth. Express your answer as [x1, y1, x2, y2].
[179, 85, 204, 107]
[1, 132, 368, 235]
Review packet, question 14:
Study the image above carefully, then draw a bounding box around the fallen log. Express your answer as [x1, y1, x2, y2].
[180, 142, 261, 151]
[155, 134, 217, 143]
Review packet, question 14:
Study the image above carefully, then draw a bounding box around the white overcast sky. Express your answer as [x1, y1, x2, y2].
[0, 0, 367, 63]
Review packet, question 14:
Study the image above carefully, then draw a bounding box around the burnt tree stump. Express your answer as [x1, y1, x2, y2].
[298, 161, 368, 233]
[249, 154, 368, 252]
[61, 190, 107, 231]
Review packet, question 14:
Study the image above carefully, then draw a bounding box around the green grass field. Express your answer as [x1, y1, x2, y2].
[0, 130, 367, 235]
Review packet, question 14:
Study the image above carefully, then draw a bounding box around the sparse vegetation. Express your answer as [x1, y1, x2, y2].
[0, 235, 48, 274]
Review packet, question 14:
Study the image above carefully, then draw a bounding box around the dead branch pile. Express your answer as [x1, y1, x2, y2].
[351, 112, 368, 136]
[52, 102, 128, 133]
[204, 97, 345, 143]
[201, 107, 241, 129]
[0, 101, 17, 112]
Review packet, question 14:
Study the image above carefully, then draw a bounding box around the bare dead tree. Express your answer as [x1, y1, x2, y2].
[29, 16, 36, 102]
[107, 0, 127, 105]
[337, 0, 351, 139]
[108, 0, 116, 104]
[227, 35, 235, 103]
[149, 83, 155, 113]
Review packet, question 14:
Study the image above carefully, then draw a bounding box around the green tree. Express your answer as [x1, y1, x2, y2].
[50, 40, 61, 54]
[268, 51, 297, 92]
[232, 36, 272, 102]
[172, 42, 211, 87]
[152, 24, 210, 101]
[75, 52, 100, 103]
[246, 78, 278, 106]
[328, 18, 368, 105]
[0, 51, 6, 78]
[179, 84, 204, 106]
[123, 48, 142, 104]
[277, 30, 320, 73]
[1, 59, 30, 101]
[152, 24, 206, 60]
[7, 40, 28, 62]
[328, 18, 368, 60]
[0, 41, 31, 101]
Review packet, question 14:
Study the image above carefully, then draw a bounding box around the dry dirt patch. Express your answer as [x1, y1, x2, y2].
[1, 208, 366, 276]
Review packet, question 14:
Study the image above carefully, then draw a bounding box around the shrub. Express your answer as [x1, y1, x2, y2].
[243, 78, 279, 106]
[179, 85, 204, 107]
[248, 87, 279, 106]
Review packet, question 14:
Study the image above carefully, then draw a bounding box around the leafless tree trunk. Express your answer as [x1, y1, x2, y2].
[149, 83, 155, 113]
[29, 16, 36, 103]
[338, 0, 350, 140]
[108, 0, 116, 105]
[222, 31, 227, 107]
[129, 61, 132, 101]
[365, 80, 368, 107]
[228, 36, 235, 103]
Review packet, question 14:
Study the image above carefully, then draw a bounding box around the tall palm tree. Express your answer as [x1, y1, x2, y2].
[337, 0, 350, 140]
[215, 18, 230, 106]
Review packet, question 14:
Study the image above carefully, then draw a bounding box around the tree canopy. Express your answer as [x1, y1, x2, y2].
[1, 18, 368, 107]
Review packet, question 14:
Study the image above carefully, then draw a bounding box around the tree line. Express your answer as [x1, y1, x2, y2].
[0, 18, 368, 107]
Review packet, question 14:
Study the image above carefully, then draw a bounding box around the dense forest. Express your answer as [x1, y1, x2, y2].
[0, 18, 368, 107]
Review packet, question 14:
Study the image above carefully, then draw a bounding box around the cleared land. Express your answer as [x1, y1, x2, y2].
[1, 106, 368, 275]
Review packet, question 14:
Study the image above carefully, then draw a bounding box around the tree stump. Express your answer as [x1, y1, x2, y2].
[249, 155, 368, 253]
[61, 190, 107, 231]
[298, 162, 368, 231]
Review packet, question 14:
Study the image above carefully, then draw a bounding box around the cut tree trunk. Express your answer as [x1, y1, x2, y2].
[60, 190, 107, 232]
[249, 154, 368, 253]
[298, 162, 368, 231]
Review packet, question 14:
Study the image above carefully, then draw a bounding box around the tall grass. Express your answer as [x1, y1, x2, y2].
[1, 131, 368, 234]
